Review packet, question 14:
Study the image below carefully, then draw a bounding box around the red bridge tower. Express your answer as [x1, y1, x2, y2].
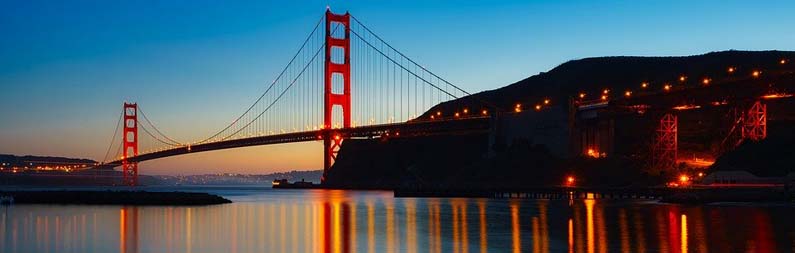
[122, 103, 138, 186]
[322, 10, 351, 182]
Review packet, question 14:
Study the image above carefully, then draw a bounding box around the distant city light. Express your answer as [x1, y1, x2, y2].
[543, 99, 550, 105]
[727, 67, 735, 73]
[481, 109, 488, 116]
[679, 75, 687, 82]
[641, 82, 648, 88]
[535, 104, 542, 111]
[781, 59, 788, 64]
[702, 78, 711, 85]
[579, 93, 586, 99]
[664, 84, 672, 91]
[752, 70, 761, 78]
[463, 108, 469, 114]
[624, 91, 632, 97]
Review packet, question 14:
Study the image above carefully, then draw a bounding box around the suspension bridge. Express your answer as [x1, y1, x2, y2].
[94, 10, 795, 187]
[98, 10, 493, 186]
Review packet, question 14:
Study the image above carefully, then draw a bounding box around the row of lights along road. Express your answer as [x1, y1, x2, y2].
[430, 59, 788, 121]
[578, 59, 787, 102]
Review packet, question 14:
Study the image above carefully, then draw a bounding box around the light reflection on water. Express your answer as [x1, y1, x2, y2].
[1, 187, 794, 253]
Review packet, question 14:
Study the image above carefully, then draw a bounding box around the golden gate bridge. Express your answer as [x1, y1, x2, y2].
[98, 10, 493, 186]
[96, 10, 795, 186]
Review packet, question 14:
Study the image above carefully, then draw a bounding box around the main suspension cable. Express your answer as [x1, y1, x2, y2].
[196, 13, 325, 144]
[101, 111, 123, 164]
[350, 14, 470, 96]
[137, 106, 183, 146]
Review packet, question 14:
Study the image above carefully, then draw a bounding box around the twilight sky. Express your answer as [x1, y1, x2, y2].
[1, 0, 794, 175]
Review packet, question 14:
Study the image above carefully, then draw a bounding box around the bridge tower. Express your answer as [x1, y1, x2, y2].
[652, 113, 677, 172]
[322, 10, 351, 182]
[122, 103, 138, 186]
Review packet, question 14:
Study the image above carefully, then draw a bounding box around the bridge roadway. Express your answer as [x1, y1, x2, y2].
[104, 116, 491, 167]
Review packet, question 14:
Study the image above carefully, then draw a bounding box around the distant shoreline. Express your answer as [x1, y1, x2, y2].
[0, 190, 232, 205]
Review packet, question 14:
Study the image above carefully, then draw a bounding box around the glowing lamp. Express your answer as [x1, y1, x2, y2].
[535, 104, 542, 111]
[702, 78, 711, 85]
[579, 93, 586, 99]
[603, 89, 609, 94]
[752, 70, 761, 78]
[601, 95, 608, 101]
[544, 99, 550, 105]
[463, 108, 469, 114]
[624, 91, 632, 97]
[727, 67, 735, 73]
[679, 175, 689, 183]
[481, 109, 488, 115]
[781, 59, 787, 64]
[641, 82, 648, 88]
[664, 84, 671, 91]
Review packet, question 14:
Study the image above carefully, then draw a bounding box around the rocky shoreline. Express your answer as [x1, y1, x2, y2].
[0, 190, 232, 205]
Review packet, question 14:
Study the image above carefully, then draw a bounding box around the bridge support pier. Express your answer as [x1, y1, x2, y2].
[652, 113, 677, 172]
[742, 101, 767, 141]
[122, 103, 139, 186]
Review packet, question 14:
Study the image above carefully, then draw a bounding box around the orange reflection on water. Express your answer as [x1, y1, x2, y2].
[386, 200, 395, 253]
[568, 218, 574, 253]
[477, 199, 487, 253]
[405, 199, 417, 253]
[585, 198, 595, 253]
[427, 199, 442, 253]
[367, 200, 375, 253]
[510, 201, 521, 253]
[681, 214, 688, 253]
[619, 209, 629, 253]
[119, 207, 138, 253]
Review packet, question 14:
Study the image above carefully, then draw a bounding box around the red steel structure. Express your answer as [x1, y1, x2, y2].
[652, 113, 677, 171]
[742, 101, 767, 141]
[323, 10, 351, 182]
[122, 103, 139, 186]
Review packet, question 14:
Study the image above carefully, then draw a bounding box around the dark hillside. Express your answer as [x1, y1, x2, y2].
[427, 50, 795, 116]
[328, 50, 795, 189]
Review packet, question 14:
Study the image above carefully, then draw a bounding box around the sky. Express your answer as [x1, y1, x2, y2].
[1, 0, 794, 175]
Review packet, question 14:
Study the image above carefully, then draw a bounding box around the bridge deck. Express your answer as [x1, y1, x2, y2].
[104, 117, 491, 166]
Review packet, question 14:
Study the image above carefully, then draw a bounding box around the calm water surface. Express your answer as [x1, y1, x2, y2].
[1, 186, 794, 253]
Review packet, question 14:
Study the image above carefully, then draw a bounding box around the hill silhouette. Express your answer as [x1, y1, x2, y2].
[326, 50, 795, 189]
[427, 50, 795, 116]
